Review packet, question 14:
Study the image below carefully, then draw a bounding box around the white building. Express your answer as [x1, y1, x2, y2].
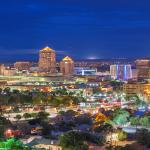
[110, 64, 132, 81]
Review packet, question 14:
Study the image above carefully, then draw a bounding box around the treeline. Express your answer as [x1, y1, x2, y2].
[0, 87, 85, 106]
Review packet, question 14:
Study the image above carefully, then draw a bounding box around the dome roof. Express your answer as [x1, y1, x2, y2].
[62, 56, 73, 62]
[40, 46, 55, 52]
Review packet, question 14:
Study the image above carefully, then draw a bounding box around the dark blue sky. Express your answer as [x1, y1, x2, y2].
[0, 0, 150, 61]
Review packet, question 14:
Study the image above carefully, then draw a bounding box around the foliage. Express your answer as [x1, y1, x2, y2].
[139, 116, 150, 127]
[130, 117, 140, 126]
[59, 131, 88, 150]
[14, 114, 22, 121]
[59, 131, 103, 150]
[117, 130, 127, 141]
[40, 121, 54, 137]
[112, 109, 130, 126]
[94, 123, 113, 133]
[0, 88, 84, 107]
[136, 129, 150, 148]
[23, 113, 32, 119]
[57, 121, 76, 132]
[95, 112, 108, 123]
[65, 110, 78, 116]
[37, 111, 49, 120]
[0, 138, 34, 150]
[75, 114, 92, 125]
[0, 116, 11, 138]
[130, 116, 150, 127]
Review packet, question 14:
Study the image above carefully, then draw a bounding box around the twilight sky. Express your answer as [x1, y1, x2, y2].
[0, 0, 150, 61]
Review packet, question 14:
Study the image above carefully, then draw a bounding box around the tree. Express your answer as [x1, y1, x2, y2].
[112, 109, 130, 126]
[59, 131, 102, 150]
[59, 131, 88, 150]
[117, 130, 127, 141]
[3, 87, 11, 95]
[130, 117, 140, 126]
[37, 111, 49, 120]
[23, 113, 32, 119]
[0, 116, 12, 139]
[75, 114, 92, 125]
[40, 121, 54, 137]
[95, 112, 108, 124]
[140, 117, 150, 127]
[15, 114, 22, 122]
[57, 121, 76, 132]
[12, 89, 20, 94]
[65, 110, 78, 116]
[30, 113, 37, 118]
[136, 129, 150, 148]
[94, 123, 113, 133]
[0, 138, 35, 150]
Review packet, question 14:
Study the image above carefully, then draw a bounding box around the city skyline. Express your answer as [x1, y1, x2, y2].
[0, 0, 150, 61]
[0, 1, 149, 149]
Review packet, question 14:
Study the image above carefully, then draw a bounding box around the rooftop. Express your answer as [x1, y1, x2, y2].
[62, 56, 73, 62]
[40, 46, 55, 52]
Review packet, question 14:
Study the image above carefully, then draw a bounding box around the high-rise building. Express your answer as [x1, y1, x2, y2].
[110, 64, 132, 80]
[135, 59, 150, 79]
[14, 61, 31, 71]
[38, 46, 56, 73]
[60, 56, 74, 76]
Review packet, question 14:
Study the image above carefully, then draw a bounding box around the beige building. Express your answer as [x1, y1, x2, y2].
[123, 83, 150, 99]
[38, 46, 56, 73]
[3, 68, 17, 76]
[0, 64, 5, 75]
[14, 61, 31, 71]
[135, 59, 150, 78]
[60, 56, 74, 76]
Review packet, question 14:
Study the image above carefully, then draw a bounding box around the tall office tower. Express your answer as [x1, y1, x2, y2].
[14, 61, 31, 71]
[0, 64, 5, 75]
[110, 64, 132, 80]
[135, 59, 150, 79]
[38, 46, 56, 73]
[60, 56, 74, 76]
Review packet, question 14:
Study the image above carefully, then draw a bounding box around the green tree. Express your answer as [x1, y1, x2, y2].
[15, 114, 22, 122]
[140, 117, 150, 127]
[0, 138, 35, 150]
[37, 111, 49, 120]
[130, 117, 140, 126]
[59, 131, 88, 150]
[112, 109, 130, 126]
[23, 113, 32, 119]
[59, 131, 103, 150]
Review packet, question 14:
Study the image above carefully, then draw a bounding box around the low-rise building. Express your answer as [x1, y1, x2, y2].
[14, 61, 31, 71]
[123, 82, 150, 99]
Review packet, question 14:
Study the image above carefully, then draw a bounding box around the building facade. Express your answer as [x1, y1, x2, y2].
[135, 59, 150, 79]
[60, 56, 74, 76]
[110, 64, 132, 80]
[38, 46, 56, 73]
[0, 64, 5, 75]
[14, 61, 31, 71]
[123, 83, 150, 99]
[74, 67, 97, 76]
